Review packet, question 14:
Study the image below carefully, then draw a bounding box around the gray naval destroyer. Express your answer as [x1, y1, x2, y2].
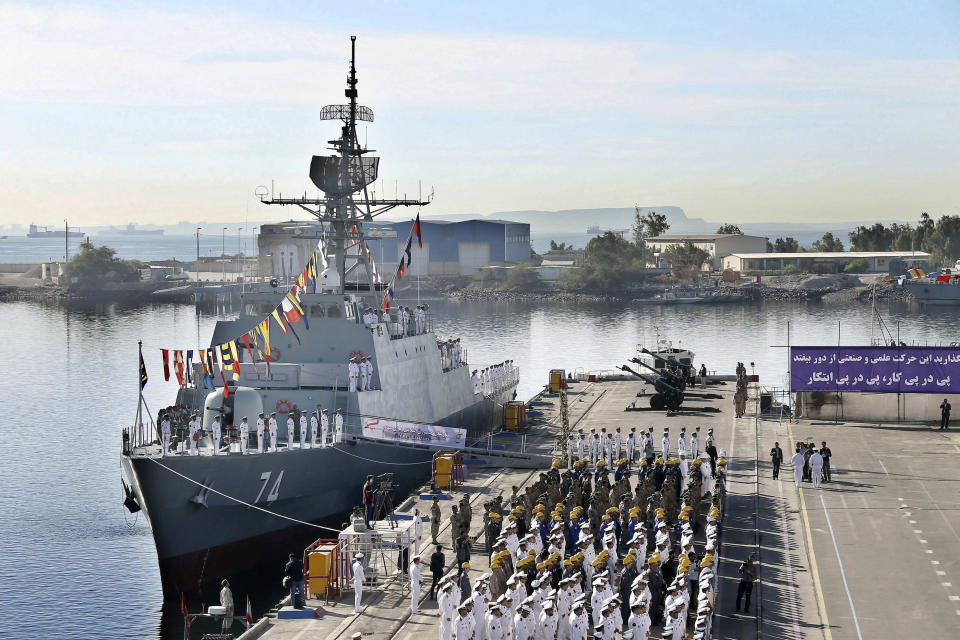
[121, 37, 519, 599]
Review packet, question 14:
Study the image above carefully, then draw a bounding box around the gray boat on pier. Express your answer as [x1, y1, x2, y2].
[120, 38, 519, 599]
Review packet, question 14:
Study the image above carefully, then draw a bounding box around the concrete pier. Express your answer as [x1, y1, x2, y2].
[235, 374, 960, 640]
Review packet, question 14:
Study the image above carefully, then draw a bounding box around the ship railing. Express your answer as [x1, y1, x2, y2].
[380, 310, 433, 339]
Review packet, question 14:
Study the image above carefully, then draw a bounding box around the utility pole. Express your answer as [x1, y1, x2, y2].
[196, 227, 201, 282]
[237, 227, 243, 284]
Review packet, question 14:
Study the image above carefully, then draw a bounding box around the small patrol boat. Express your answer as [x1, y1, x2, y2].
[121, 37, 519, 599]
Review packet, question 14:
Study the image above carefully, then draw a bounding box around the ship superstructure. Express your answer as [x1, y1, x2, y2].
[120, 37, 518, 599]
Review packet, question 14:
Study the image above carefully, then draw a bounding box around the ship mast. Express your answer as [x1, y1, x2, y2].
[259, 36, 431, 297]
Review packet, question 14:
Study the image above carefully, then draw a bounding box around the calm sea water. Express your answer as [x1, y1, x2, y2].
[0, 296, 956, 639]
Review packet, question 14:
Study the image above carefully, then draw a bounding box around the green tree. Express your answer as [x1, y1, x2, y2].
[716, 224, 743, 235]
[773, 237, 800, 252]
[501, 263, 543, 291]
[549, 240, 572, 251]
[848, 223, 897, 251]
[661, 241, 710, 272]
[64, 238, 141, 288]
[812, 232, 844, 252]
[560, 231, 646, 292]
[916, 212, 935, 248]
[921, 215, 960, 267]
[632, 209, 669, 245]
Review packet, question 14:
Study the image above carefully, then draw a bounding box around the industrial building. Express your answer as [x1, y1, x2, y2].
[257, 219, 531, 280]
[646, 234, 769, 270]
[722, 251, 930, 274]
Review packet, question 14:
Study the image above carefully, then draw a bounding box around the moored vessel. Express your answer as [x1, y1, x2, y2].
[120, 37, 519, 599]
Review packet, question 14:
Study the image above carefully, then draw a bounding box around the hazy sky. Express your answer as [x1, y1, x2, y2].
[1, 1, 957, 228]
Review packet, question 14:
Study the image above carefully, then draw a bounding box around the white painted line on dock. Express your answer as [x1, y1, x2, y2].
[820, 493, 864, 640]
[777, 474, 804, 640]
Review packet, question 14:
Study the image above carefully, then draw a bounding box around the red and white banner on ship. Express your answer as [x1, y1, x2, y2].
[149, 214, 423, 398]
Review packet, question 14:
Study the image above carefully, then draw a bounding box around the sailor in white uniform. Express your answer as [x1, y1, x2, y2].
[256, 413, 266, 453]
[335, 409, 344, 443]
[212, 415, 222, 456]
[677, 428, 687, 457]
[310, 411, 319, 448]
[321, 408, 330, 446]
[810, 449, 824, 488]
[239, 416, 249, 454]
[188, 411, 200, 456]
[269, 412, 279, 452]
[160, 413, 171, 456]
[690, 427, 700, 459]
[614, 428, 623, 460]
[401, 306, 410, 336]
[352, 552, 365, 612]
[626, 428, 636, 463]
[365, 357, 374, 391]
[286, 414, 295, 450]
[792, 448, 805, 488]
[409, 555, 422, 614]
[299, 412, 308, 448]
[348, 357, 359, 392]
[359, 357, 369, 391]
[661, 428, 670, 459]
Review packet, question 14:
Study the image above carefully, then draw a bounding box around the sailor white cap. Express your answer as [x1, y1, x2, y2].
[355, 552, 363, 559]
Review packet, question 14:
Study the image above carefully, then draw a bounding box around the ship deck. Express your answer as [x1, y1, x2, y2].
[229, 375, 960, 640]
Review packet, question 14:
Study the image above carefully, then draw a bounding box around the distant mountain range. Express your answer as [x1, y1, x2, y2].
[0, 208, 913, 251]
[419, 206, 903, 249]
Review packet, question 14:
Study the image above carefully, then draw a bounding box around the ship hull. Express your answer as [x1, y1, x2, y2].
[123, 386, 515, 599]
[904, 281, 960, 305]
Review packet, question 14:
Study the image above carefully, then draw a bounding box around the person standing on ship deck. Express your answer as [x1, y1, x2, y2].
[310, 411, 318, 447]
[359, 356, 369, 391]
[212, 414, 222, 456]
[321, 408, 330, 446]
[269, 412, 279, 452]
[160, 412, 171, 456]
[335, 408, 344, 443]
[348, 357, 359, 392]
[256, 413, 265, 454]
[188, 411, 200, 456]
[219, 579, 234, 632]
[286, 413, 295, 450]
[239, 416, 249, 454]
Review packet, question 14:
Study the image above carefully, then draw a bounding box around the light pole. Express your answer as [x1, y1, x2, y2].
[237, 227, 243, 283]
[222, 227, 227, 285]
[196, 227, 201, 282]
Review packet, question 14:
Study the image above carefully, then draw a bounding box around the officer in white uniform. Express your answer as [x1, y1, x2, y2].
[256, 413, 266, 453]
[188, 411, 200, 456]
[809, 449, 824, 488]
[286, 414, 296, 449]
[409, 555, 422, 613]
[160, 413, 171, 456]
[299, 412, 307, 448]
[269, 412, 279, 452]
[690, 427, 700, 459]
[455, 602, 475, 640]
[239, 416, 249, 454]
[348, 357, 359, 392]
[334, 409, 344, 443]
[486, 603, 505, 640]
[614, 428, 623, 460]
[352, 552, 365, 612]
[661, 428, 670, 459]
[359, 356, 369, 391]
[626, 428, 636, 463]
[677, 428, 687, 457]
[212, 415, 222, 456]
[364, 357, 374, 390]
[321, 409, 330, 446]
[439, 581, 455, 640]
[310, 411, 319, 448]
[568, 600, 587, 640]
[791, 448, 805, 488]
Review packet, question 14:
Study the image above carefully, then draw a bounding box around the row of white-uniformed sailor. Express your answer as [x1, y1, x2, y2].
[471, 361, 515, 395]
[440, 338, 464, 371]
[348, 356, 375, 392]
[362, 304, 429, 337]
[568, 425, 716, 471]
[158, 408, 346, 456]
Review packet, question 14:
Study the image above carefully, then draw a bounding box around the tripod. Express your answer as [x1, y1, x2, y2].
[372, 473, 397, 529]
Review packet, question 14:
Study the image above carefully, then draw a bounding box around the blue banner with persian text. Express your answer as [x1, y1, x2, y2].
[790, 346, 960, 393]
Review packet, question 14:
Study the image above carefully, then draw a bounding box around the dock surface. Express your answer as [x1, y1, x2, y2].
[239, 377, 960, 640]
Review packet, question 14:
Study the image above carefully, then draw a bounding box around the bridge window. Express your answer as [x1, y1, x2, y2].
[310, 305, 325, 317]
[327, 305, 342, 318]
